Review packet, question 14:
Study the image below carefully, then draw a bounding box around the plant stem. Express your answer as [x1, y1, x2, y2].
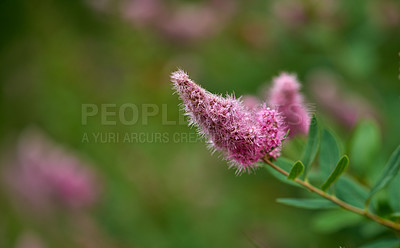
[262, 156, 400, 232]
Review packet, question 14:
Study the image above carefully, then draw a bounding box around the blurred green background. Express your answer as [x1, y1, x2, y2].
[1, 0, 400, 247]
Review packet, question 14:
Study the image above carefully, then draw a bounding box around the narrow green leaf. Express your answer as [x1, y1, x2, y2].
[276, 198, 338, 210]
[369, 145, 400, 198]
[283, 129, 290, 140]
[388, 173, 400, 212]
[359, 238, 400, 248]
[287, 161, 304, 180]
[390, 212, 400, 218]
[336, 176, 369, 209]
[263, 158, 300, 188]
[360, 221, 387, 238]
[321, 155, 349, 191]
[319, 129, 340, 178]
[311, 210, 363, 233]
[301, 114, 320, 177]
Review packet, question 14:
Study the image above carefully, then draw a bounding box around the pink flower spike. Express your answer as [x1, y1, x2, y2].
[4, 129, 100, 212]
[268, 72, 310, 137]
[171, 70, 286, 174]
[256, 106, 287, 159]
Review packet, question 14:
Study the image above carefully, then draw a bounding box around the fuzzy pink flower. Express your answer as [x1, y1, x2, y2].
[268, 73, 310, 137]
[4, 130, 99, 211]
[171, 70, 285, 173]
[256, 106, 287, 158]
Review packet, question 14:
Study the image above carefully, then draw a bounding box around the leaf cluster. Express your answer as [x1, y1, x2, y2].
[266, 115, 400, 247]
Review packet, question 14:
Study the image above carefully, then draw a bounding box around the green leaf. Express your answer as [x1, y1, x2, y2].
[350, 120, 380, 176]
[359, 238, 400, 248]
[360, 221, 387, 238]
[369, 145, 400, 199]
[287, 161, 304, 180]
[301, 114, 320, 177]
[388, 173, 400, 212]
[336, 176, 369, 209]
[263, 157, 300, 188]
[276, 198, 338, 210]
[319, 129, 340, 178]
[390, 212, 400, 218]
[321, 155, 349, 191]
[283, 129, 290, 140]
[311, 210, 363, 233]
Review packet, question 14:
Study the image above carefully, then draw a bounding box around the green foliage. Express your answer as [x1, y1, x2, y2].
[263, 158, 300, 187]
[321, 155, 349, 191]
[311, 210, 363, 233]
[390, 212, 400, 218]
[350, 120, 381, 176]
[276, 198, 338, 210]
[369, 145, 400, 200]
[268, 115, 400, 244]
[359, 239, 400, 248]
[287, 161, 304, 180]
[359, 222, 388, 238]
[335, 176, 369, 209]
[388, 174, 400, 212]
[319, 129, 340, 178]
[301, 114, 320, 178]
[269, 114, 400, 241]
